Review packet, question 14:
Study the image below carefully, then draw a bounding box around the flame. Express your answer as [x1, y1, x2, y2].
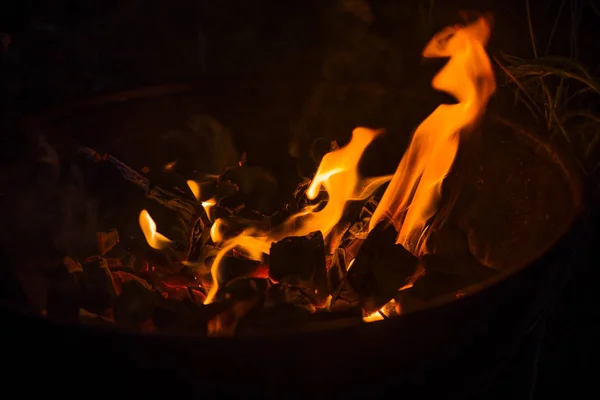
[139, 209, 172, 250]
[204, 127, 391, 304]
[202, 198, 216, 220]
[187, 180, 201, 201]
[369, 16, 496, 256]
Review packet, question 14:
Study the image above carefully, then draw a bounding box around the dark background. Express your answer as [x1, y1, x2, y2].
[0, 0, 599, 398]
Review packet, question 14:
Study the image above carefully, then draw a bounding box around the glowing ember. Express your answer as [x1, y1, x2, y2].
[139, 209, 172, 250]
[369, 15, 496, 256]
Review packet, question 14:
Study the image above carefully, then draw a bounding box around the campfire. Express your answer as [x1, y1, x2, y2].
[7, 13, 567, 338]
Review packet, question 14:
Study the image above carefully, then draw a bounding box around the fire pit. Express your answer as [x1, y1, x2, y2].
[1, 16, 583, 397]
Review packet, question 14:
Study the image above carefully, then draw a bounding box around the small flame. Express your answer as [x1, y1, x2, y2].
[369, 15, 496, 256]
[202, 198, 216, 220]
[203, 128, 391, 304]
[139, 210, 172, 250]
[187, 180, 201, 201]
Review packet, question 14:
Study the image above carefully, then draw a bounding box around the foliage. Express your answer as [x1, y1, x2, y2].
[494, 0, 600, 173]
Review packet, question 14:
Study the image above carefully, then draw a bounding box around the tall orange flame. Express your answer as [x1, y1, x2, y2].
[369, 15, 496, 256]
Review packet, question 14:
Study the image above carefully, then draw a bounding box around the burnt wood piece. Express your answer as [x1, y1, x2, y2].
[81, 256, 117, 314]
[269, 231, 329, 307]
[77, 146, 198, 220]
[347, 221, 420, 313]
[114, 280, 155, 328]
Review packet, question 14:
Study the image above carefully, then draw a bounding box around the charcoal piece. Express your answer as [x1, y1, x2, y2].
[46, 260, 83, 323]
[347, 221, 420, 313]
[216, 256, 269, 284]
[186, 217, 210, 263]
[96, 229, 119, 256]
[269, 231, 329, 307]
[81, 257, 117, 314]
[263, 283, 315, 312]
[236, 304, 363, 336]
[111, 270, 152, 295]
[215, 278, 269, 303]
[114, 280, 155, 327]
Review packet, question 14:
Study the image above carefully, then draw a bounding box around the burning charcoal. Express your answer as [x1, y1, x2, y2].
[46, 257, 83, 323]
[269, 231, 329, 307]
[215, 256, 269, 284]
[96, 229, 119, 256]
[114, 280, 155, 328]
[347, 221, 420, 313]
[81, 256, 117, 314]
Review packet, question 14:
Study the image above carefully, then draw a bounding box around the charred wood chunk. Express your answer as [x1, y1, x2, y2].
[114, 280, 155, 328]
[81, 257, 117, 314]
[269, 231, 329, 307]
[46, 258, 83, 323]
[347, 221, 419, 313]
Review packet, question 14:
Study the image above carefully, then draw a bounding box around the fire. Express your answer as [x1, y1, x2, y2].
[369, 15, 496, 256]
[139, 209, 172, 250]
[137, 15, 496, 321]
[203, 127, 392, 304]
